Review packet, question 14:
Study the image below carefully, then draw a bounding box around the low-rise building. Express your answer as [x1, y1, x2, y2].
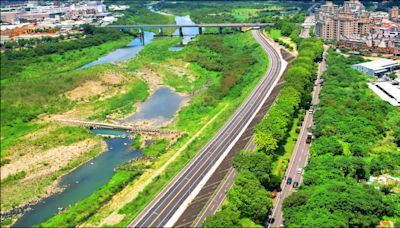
[368, 81, 400, 107]
[352, 59, 399, 77]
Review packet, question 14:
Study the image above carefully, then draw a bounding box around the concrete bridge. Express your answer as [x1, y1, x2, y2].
[57, 119, 182, 136]
[102, 23, 274, 36]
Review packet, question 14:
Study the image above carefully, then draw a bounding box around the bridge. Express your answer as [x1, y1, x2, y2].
[57, 119, 182, 136]
[102, 23, 274, 36]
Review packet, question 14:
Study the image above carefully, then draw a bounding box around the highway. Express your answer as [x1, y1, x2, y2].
[268, 45, 327, 228]
[129, 30, 284, 228]
[192, 133, 259, 227]
[101, 23, 273, 29]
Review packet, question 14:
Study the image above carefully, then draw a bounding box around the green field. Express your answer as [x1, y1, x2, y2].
[268, 29, 282, 39]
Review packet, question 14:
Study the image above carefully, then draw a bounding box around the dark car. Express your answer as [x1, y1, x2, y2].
[268, 217, 275, 224]
[293, 181, 299, 188]
[286, 177, 292, 185]
[306, 133, 312, 144]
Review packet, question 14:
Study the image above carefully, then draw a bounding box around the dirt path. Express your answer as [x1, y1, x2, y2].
[81, 106, 228, 227]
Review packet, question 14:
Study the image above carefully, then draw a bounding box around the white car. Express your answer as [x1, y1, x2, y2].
[297, 168, 303, 174]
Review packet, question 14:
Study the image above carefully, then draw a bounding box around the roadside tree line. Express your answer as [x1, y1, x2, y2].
[282, 51, 400, 227]
[203, 38, 323, 227]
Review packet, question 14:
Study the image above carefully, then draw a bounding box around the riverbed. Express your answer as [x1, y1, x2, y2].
[12, 8, 199, 227]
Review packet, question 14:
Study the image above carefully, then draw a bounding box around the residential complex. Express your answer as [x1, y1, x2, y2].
[315, 0, 400, 55]
[0, 0, 127, 43]
[315, 0, 370, 41]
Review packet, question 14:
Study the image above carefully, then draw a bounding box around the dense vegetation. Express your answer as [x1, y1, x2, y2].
[204, 38, 323, 226]
[110, 2, 175, 25]
[154, 1, 310, 24]
[143, 139, 169, 157]
[203, 152, 274, 227]
[283, 51, 400, 227]
[255, 38, 323, 156]
[109, 2, 176, 34]
[264, 14, 305, 45]
[1, 25, 127, 80]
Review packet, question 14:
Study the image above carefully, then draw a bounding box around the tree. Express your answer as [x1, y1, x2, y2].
[283, 180, 393, 227]
[254, 131, 278, 155]
[228, 171, 272, 224]
[233, 151, 272, 187]
[388, 72, 396, 80]
[311, 136, 343, 156]
[203, 204, 240, 228]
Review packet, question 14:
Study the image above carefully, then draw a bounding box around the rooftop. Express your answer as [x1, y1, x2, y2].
[368, 81, 400, 106]
[353, 59, 399, 71]
[377, 81, 400, 102]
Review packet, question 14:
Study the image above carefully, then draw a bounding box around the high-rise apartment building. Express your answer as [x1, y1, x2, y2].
[390, 6, 399, 20]
[315, 0, 370, 40]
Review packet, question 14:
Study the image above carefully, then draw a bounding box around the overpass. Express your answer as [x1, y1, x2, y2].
[102, 23, 274, 36]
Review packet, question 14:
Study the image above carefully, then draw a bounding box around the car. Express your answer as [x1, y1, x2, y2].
[293, 181, 299, 188]
[286, 177, 292, 185]
[268, 217, 275, 224]
[297, 168, 303, 174]
[308, 109, 313, 114]
[306, 133, 312, 144]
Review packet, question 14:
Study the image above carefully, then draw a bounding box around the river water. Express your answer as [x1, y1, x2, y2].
[122, 87, 186, 127]
[78, 32, 155, 69]
[13, 8, 197, 228]
[13, 131, 140, 227]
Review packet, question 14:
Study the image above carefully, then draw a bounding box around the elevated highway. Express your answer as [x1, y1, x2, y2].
[129, 30, 285, 227]
[101, 23, 273, 36]
[102, 23, 273, 29]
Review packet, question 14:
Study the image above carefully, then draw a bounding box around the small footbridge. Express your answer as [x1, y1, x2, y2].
[57, 119, 182, 136]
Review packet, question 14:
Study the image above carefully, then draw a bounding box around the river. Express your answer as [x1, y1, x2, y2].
[13, 131, 140, 227]
[13, 7, 198, 228]
[122, 87, 186, 127]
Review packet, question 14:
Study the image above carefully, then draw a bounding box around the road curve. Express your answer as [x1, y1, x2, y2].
[129, 30, 283, 228]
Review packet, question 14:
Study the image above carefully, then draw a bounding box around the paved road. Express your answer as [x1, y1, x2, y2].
[129, 30, 283, 228]
[300, 15, 315, 38]
[268, 45, 327, 228]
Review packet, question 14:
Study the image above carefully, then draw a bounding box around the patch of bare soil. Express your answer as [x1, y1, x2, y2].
[1, 139, 103, 180]
[67, 80, 107, 101]
[135, 67, 164, 91]
[101, 70, 124, 85]
[66, 70, 125, 102]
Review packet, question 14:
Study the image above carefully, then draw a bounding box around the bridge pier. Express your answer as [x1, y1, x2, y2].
[139, 28, 145, 45]
[198, 27, 203, 35]
[218, 27, 223, 34]
[159, 27, 164, 36]
[179, 27, 184, 37]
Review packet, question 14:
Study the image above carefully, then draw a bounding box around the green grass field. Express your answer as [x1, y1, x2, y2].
[268, 29, 282, 39]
